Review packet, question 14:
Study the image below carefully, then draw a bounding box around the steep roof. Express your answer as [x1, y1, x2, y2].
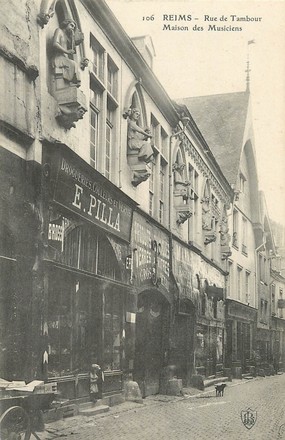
[176, 92, 250, 184]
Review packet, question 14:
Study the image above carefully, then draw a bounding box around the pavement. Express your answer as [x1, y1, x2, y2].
[40, 373, 285, 440]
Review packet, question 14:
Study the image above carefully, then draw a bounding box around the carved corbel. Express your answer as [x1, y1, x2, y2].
[221, 247, 232, 260]
[55, 87, 87, 129]
[176, 205, 193, 225]
[56, 103, 87, 129]
[204, 232, 217, 245]
[37, 0, 56, 28]
[131, 169, 151, 187]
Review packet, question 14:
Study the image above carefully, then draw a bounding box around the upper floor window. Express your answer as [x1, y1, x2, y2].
[159, 160, 166, 223]
[148, 114, 168, 224]
[105, 107, 114, 180]
[237, 266, 242, 301]
[245, 271, 250, 304]
[90, 36, 104, 81]
[242, 217, 248, 255]
[161, 127, 168, 157]
[90, 93, 101, 169]
[89, 35, 118, 179]
[107, 56, 118, 99]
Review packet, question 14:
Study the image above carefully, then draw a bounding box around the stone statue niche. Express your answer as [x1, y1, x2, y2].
[201, 196, 216, 245]
[219, 213, 232, 260]
[124, 108, 154, 186]
[50, 18, 87, 129]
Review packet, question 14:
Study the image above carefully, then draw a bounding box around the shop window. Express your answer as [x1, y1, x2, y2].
[103, 290, 123, 371]
[48, 275, 101, 378]
[97, 235, 120, 279]
[48, 214, 121, 281]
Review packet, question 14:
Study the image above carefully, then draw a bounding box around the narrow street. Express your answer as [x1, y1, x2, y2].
[43, 374, 285, 440]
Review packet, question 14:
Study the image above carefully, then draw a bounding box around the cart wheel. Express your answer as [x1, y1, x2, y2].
[0, 406, 31, 440]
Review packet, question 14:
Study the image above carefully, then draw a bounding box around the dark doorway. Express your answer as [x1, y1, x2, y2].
[171, 299, 195, 386]
[134, 290, 169, 397]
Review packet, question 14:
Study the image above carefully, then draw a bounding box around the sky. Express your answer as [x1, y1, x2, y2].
[106, 0, 285, 225]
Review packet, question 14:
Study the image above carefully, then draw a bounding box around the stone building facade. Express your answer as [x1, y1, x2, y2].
[0, 0, 283, 407]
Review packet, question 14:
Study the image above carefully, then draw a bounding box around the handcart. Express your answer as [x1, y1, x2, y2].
[0, 390, 55, 439]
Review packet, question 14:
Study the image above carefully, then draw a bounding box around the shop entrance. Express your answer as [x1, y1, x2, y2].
[134, 290, 169, 397]
[172, 299, 195, 386]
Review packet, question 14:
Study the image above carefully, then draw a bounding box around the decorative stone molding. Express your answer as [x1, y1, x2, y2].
[179, 133, 231, 207]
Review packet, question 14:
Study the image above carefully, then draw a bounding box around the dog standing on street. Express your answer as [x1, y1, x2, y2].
[215, 383, 227, 397]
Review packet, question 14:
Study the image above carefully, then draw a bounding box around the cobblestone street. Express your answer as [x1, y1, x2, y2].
[43, 374, 285, 440]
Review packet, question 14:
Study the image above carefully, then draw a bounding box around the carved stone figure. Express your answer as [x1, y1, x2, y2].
[172, 162, 185, 184]
[52, 19, 84, 89]
[201, 196, 212, 231]
[50, 18, 87, 129]
[219, 215, 231, 247]
[126, 108, 154, 163]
